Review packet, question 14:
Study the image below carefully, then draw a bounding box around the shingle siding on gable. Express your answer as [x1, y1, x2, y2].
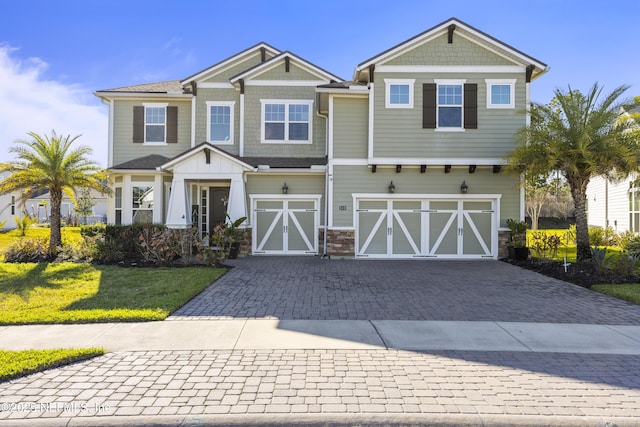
[201, 51, 276, 83]
[111, 99, 192, 167]
[384, 33, 515, 67]
[372, 72, 524, 159]
[257, 62, 323, 81]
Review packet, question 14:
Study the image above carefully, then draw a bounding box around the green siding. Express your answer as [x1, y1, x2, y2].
[242, 86, 326, 158]
[257, 62, 322, 81]
[331, 165, 519, 228]
[112, 99, 192, 167]
[385, 33, 514, 66]
[372, 72, 526, 158]
[332, 97, 368, 159]
[195, 88, 240, 154]
[246, 173, 325, 224]
[201, 51, 277, 83]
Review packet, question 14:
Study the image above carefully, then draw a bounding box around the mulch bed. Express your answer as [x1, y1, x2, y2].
[504, 258, 640, 288]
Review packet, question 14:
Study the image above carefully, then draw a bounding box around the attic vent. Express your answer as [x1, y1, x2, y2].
[448, 24, 456, 43]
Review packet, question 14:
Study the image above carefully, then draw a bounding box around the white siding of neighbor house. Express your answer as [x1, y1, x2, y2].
[587, 175, 632, 232]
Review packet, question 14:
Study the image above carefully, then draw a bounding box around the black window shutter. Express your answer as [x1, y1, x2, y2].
[464, 84, 477, 129]
[422, 83, 436, 129]
[133, 106, 144, 143]
[167, 106, 178, 143]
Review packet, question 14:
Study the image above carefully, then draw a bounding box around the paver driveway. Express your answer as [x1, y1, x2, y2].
[172, 257, 640, 324]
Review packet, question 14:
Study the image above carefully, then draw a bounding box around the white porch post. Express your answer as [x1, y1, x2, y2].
[227, 176, 247, 224]
[122, 175, 132, 225]
[153, 174, 163, 224]
[165, 177, 191, 229]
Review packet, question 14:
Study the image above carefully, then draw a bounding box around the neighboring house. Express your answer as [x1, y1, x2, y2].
[0, 172, 20, 229]
[95, 18, 547, 259]
[24, 189, 108, 225]
[586, 105, 640, 233]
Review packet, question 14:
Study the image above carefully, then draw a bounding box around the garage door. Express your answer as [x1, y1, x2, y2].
[253, 198, 318, 255]
[356, 198, 496, 259]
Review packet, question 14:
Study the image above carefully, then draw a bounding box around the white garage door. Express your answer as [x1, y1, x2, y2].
[252, 198, 319, 255]
[356, 197, 496, 259]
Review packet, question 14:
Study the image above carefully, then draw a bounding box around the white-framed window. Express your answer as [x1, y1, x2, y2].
[132, 184, 154, 224]
[206, 101, 235, 144]
[143, 102, 167, 144]
[260, 100, 313, 144]
[384, 79, 415, 108]
[485, 79, 516, 109]
[434, 79, 466, 130]
[114, 187, 122, 225]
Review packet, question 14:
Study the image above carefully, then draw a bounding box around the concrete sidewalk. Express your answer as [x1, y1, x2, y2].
[2, 320, 640, 354]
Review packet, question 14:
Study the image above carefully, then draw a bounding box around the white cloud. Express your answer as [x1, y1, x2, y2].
[0, 45, 108, 167]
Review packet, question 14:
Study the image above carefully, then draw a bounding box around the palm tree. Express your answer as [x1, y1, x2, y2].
[507, 83, 640, 261]
[0, 131, 109, 255]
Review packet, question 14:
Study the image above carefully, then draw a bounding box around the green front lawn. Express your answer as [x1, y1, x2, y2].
[592, 284, 640, 305]
[0, 348, 105, 382]
[0, 262, 224, 324]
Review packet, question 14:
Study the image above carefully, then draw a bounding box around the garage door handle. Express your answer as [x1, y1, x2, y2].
[388, 227, 392, 235]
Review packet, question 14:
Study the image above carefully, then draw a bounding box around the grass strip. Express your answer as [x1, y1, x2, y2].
[0, 348, 105, 382]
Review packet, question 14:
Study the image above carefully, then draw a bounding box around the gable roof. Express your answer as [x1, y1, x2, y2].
[181, 42, 281, 86]
[229, 51, 343, 84]
[159, 142, 256, 171]
[96, 80, 184, 94]
[355, 17, 547, 81]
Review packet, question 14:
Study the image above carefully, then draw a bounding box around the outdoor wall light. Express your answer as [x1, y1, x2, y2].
[282, 182, 288, 194]
[460, 181, 468, 194]
[388, 181, 395, 193]
[444, 165, 451, 173]
[396, 165, 402, 173]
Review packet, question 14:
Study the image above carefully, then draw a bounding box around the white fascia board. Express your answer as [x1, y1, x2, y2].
[197, 82, 235, 89]
[245, 80, 329, 87]
[108, 169, 168, 175]
[353, 193, 502, 200]
[231, 52, 342, 84]
[376, 65, 525, 74]
[367, 158, 507, 165]
[94, 92, 192, 100]
[330, 159, 369, 166]
[248, 169, 326, 175]
[181, 44, 280, 85]
[160, 144, 255, 171]
[315, 88, 369, 96]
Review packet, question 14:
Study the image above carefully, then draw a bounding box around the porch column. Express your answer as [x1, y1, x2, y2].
[153, 174, 163, 224]
[165, 177, 190, 229]
[227, 176, 247, 224]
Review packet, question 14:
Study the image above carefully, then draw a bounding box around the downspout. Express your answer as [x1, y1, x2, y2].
[316, 93, 329, 259]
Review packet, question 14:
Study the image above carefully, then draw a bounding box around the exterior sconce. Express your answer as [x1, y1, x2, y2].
[388, 181, 395, 193]
[420, 165, 427, 173]
[371, 165, 377, 173]
[396, 165, 402, 173]
[282, 182, 288, 194]
[444, 165, 451, 173]
[460, 181, 468, 194]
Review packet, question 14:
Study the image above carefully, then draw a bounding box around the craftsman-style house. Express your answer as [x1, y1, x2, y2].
[95, 18, 547, 259]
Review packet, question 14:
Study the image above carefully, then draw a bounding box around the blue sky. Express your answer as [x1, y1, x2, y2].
[1, 0, 639, 166]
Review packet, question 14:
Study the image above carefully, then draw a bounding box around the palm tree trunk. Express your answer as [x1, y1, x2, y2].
[49, 189, 63, 255]
[569, 176, 591, 262]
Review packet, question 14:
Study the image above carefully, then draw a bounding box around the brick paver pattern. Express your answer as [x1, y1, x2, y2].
[172, 257, 640, 324]
[1, 350, 639, 420]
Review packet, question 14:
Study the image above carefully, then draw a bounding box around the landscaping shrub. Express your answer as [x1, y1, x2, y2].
[589, 225, 619, 247]
[623, 235, 640, 259]
[56, 236, 96, 262]
[137, 225, 183, 266]
[80, 223, 106, 238]
[14, 216, 32, 237]
[529, 231, 562, 262]
[4, 237, 51, 262]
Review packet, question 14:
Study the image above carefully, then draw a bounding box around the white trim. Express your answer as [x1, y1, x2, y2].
[190, 97, 196, 147]
[331, 159, 369, 166]
[239, 94, 245, 156]
[260, 99, 314, 144]
[328, 226, 354, 231]
[328, 95, 334, 160]
[205, 101, 235, 145]
[377, 65, 525, 74]
[485, 79, 516, 109]
[197, 82, 235, 89]
[245, 80, 329, 87]
[368, 83, 374, 159]
[250, 168, 326, 174]
[353, 193, 502, 200]
[95, 92, 192, 100]
[315, 88, 369, 95]
[231, 52, 342, 84]
[384, 78, 415, 109]
[434, 80, 466, 131]
[367, 158, 506, 165]
[181, 44, 280, 85]
[107, 99, 114, 167]
[159, 143, 255, 171]
[142, 102, 168, 144]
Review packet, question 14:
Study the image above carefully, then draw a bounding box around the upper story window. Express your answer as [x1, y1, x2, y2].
[133, 104, 178, 144]
[206, 101, 235, 144]
[422, 81, 476, 130]
[144, 103, 167, 143]
[486, 79, 516, 109]
[384, 79, 415, 108]
[261, 100, 313, 144]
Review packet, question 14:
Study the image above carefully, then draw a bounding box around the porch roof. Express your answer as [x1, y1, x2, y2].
[110, 155, 170, 170]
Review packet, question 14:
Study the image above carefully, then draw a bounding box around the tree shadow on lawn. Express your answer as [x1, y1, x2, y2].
[0, 262, 95, 300]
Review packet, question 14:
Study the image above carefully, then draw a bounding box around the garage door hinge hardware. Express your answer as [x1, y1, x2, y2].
[388, 227, 393, 235]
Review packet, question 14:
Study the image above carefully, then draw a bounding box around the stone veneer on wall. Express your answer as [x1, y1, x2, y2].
[324, 229, 355, 257]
